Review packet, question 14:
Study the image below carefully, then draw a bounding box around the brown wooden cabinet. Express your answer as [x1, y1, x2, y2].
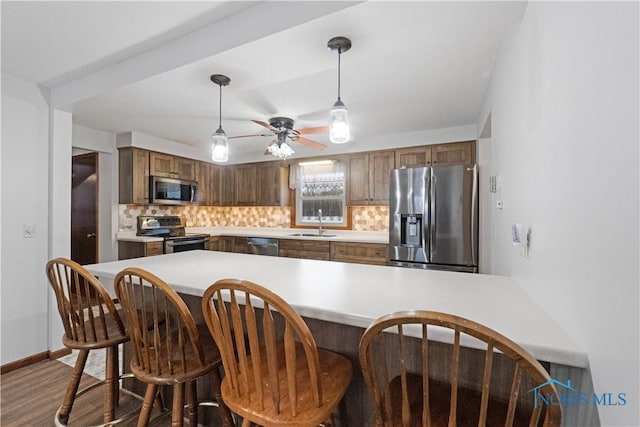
[395, 146, 432, 168]
[431, 141, 475, 166]
[219, 166, 235, 206]
[210, 236, 249, 253]
[150, 151, 196, 180]
[395, 141, 476, 168]
[234, 164, 257, 206]
[195, 161, 221, 206]
[347, 150, 395, 205]
[118, 241, 163, 260]
[118, 147, 150, 205]
[330, 242, 388, 265]
[279, 239, 331, 260]
[256, 163, 290, 206]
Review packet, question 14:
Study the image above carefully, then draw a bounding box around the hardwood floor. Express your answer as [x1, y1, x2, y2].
[0, 359, 228, 426]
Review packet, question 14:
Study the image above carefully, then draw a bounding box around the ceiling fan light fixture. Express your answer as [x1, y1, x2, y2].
[328, 36, 352, 144]
[268, 141, 295, 159]
[210, 74, 230, 162]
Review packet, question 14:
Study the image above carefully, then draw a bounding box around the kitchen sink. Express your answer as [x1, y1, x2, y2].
[288, 233, 337, 238]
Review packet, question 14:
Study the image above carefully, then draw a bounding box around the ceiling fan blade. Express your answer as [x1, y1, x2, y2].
[252, 120, 274, 131]
[293, 136, 326, 151]
[296, 126, 330, 135]
[229, 133, 272, 139]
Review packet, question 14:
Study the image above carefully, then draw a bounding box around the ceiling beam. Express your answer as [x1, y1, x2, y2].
[51, 1, 360, 109]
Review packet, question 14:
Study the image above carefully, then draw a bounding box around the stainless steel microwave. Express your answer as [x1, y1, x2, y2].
[149, 176, 197, 205]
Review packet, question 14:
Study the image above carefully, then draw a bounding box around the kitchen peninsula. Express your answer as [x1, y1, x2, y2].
[85, 250, 594, 425]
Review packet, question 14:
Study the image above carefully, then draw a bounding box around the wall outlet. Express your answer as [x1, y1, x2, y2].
[23, 224, 37, 238]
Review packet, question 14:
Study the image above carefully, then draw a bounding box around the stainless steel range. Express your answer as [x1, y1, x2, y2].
[137, 215, 209, 253]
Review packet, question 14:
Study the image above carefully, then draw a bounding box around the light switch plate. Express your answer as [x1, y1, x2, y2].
[23, 224, 37, 238]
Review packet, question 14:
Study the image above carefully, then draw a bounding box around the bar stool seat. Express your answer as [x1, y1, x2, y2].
[46, 257, 139, 426]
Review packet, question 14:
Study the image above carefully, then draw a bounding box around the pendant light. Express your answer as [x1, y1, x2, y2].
[210, 74, 230, 162]
[327, 36, 352, 144]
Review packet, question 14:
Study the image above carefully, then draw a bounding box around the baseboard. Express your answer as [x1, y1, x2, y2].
[0, 348, 72, 375]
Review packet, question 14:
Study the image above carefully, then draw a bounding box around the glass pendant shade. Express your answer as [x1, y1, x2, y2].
[329, 99, 350, 144]
[211, 128, 228, 162]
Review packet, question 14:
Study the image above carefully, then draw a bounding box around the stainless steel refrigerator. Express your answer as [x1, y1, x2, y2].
[388, 165, 478, 272]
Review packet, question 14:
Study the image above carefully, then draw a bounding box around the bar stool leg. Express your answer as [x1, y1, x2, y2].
[172, 383, 185, 427]
[186, 380, 198, 426]
[137, 384, 158, 427]
[59, 349, 89, 424]
[103, 345, 118, 422]
[211, 368, 235, 427]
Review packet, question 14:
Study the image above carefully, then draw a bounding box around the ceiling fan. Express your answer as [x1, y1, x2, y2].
[229, 117, 328, 157]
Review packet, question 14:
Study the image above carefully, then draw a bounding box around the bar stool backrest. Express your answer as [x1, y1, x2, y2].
[114, 267, 206, 382]
[46, 257, 127, 347]
[359, 310, 563, 427]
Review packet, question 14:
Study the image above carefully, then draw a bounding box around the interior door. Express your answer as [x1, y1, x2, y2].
[71, 153, 98, 264]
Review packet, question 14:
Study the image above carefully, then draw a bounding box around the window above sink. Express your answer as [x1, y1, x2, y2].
[293, 160, 347, 228]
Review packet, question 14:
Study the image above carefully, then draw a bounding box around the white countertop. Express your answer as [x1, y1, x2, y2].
[116, 227, 389, 244]
[85, 250, 587, 368]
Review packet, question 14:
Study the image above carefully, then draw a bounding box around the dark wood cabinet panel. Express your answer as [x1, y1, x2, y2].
[395, 146, 432, 168]
[195, 161, 220, 206]
[118, 241, 163, 260]
[368, 150, 395, 204]
[150, 151, 195, 180]
[234, 164, 257, 206]
[330, 242, 388, 265]
[347, 150, 394, 205]
[431, 141, 475, 166]
[279, 239, 330, 260]
[219, 166, 235, 206]
[256, 163, 290, 206]
[118, 147, 149, 205]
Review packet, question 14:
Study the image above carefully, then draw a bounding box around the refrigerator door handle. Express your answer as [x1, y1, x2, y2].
[469, 165, 478, 266]
[430, 172, 437, 257]
[422, 175, 429, 262]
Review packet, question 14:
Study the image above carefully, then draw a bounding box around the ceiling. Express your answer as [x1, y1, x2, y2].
[1, 1, 527, 164]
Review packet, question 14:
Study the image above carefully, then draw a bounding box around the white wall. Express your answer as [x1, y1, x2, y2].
[1, 74, 51, 363]
[479, 3, 639, 425]
[72, 125, 118, 262]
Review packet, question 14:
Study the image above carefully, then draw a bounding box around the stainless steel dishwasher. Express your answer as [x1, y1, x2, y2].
[247, 237, 279, 256]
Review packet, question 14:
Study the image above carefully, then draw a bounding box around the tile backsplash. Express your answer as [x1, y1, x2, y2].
[119, 205, 389, 231]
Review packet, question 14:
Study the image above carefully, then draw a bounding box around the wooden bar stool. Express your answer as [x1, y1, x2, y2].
[46, 257, 138, 426]
[359, 310, 562, 427]
[114, 267, 234, 427]
[201, 278, 353, 427]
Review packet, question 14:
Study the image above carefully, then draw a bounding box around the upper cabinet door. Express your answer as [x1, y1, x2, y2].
[195, 161, 220, 206]
[149, 152, 195, 180]
[431, 141, 475, 166]
[234, 164, 257, 206]
[256, 163, 290, 206]
[347, 150, 394, 205]
[368, 150, 395, 204]
[346, 153, 370, 205]
[149, 152, 175, 178]
[174, 157, 195, 181]
[118, 147, 149, 205]
[395, 146, 432, 168]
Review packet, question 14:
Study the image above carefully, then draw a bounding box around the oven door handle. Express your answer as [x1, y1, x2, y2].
[166, 237, 208, 246]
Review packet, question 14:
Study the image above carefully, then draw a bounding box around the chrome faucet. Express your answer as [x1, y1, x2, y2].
[318, 209, 324, 236]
